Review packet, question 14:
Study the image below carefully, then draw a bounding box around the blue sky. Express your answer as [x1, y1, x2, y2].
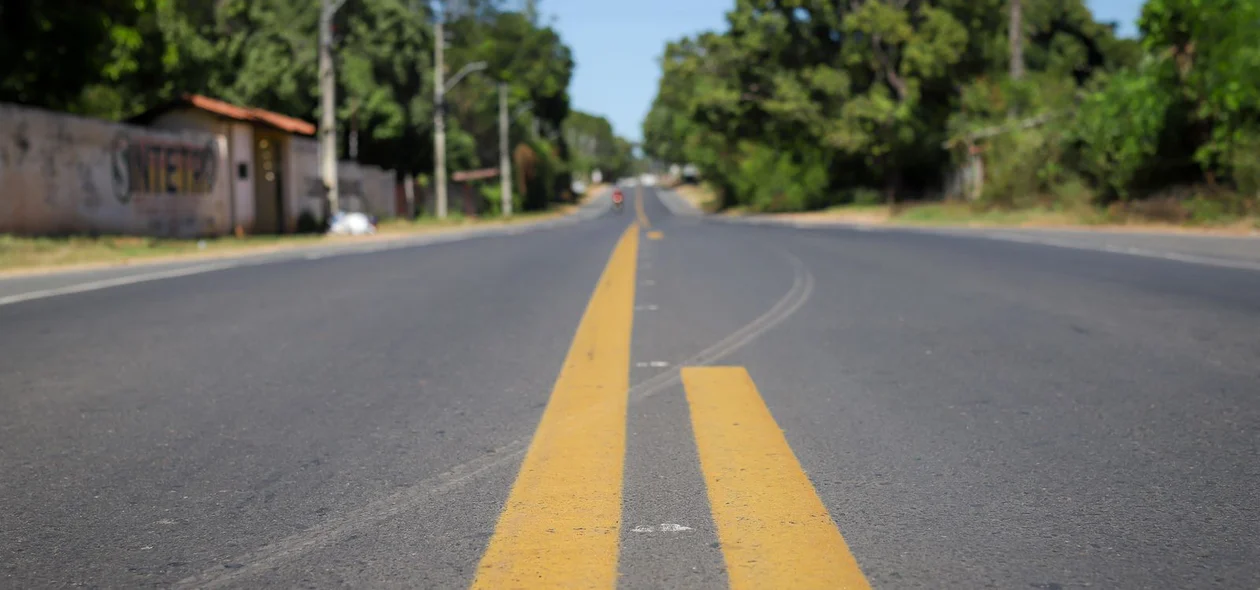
[546, 0, 1145, 143]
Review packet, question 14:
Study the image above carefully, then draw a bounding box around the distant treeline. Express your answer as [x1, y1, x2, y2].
[642, 0, 1260, 220]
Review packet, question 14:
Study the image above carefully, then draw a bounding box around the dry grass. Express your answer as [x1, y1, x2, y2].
[0, 207, 576, 276]
[738, 201, 1260, 236]
[579, 183, 610, 204]
[673, 183, 721, 213]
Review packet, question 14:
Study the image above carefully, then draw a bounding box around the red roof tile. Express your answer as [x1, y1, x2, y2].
[182, 94, 316, 136]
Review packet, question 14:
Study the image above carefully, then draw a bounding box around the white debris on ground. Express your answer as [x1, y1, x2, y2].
[327, 212, 377, 236]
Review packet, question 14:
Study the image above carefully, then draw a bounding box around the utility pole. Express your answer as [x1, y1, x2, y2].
[433, 19, 448, 218]
[499, 82, 512, 217]
[431, 15, 486, 219]
[319, 0, 347, 217]
[1010, 0, 1024, 81]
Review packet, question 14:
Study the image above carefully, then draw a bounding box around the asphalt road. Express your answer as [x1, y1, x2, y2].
[2, 187, 1258, 589]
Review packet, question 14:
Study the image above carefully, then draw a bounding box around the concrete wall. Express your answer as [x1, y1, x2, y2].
[228, 122, 255, 230]
[289, 137, 322, 222]
[336, 161, 365, 214]
[150, 108, 256, 231]
[0, 101, 405, 236]
[361, 166, 395, 217]
[0, 102, 231, 237]
[331, 162, 393, 217]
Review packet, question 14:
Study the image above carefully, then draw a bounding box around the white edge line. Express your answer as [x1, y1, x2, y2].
[713, 216, 1260, 273]
[0, 205, 617, 307]
[0, 262, 239, 307]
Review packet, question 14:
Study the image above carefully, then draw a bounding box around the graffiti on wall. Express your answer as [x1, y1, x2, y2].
[110, 132, 218, 203]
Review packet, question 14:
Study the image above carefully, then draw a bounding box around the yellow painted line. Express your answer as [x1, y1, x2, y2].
[634, 184, 651, 229]
[646, 230, 663, 240]
[682, 367, 872, 590]
[471, 224, 639, 589]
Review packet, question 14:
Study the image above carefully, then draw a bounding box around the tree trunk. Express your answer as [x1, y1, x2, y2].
[1009, 0, 1024, 81]
[885, 167, 901, 210]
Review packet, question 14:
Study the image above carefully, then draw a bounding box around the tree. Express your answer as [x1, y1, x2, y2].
[643, 0, 1157, 211]
[0, 0, 149, 113]
[1139, 0, 1260, 181]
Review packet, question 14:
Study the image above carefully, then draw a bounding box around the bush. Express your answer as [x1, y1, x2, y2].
[1069, 61, 1177, 199]
[1229, 130, 1260, 198]
[980, 128, 1069, 208]
[514, 140, 559, 211]
[729, 142, 830, 212]
[849, 187, 884, 206]
[480, 183, 522, 217]
[296, 210, 325, 234]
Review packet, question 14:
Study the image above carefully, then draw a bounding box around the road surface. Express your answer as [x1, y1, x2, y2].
[2, 188, 1258, 589]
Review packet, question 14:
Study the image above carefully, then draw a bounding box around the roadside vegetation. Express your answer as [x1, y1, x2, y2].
[0, 205, 579, 275]
[2, 0, 636, 212]
[643, 0, 1260, 229]
[2, 1, 635, 271]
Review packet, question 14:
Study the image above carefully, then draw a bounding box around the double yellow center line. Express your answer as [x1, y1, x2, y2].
[471, 222, 868, 589]
[472, 224, 638, 588]
[633, 184, 663, 240]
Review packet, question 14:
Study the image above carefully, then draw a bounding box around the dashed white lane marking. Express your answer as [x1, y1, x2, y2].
[649, 361, 669, 368]
[634, 304, 659, 311]
[630, 524, 693, 533]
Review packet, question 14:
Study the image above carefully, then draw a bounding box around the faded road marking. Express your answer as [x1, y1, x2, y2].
[631, 524, 693, 533]
[635, 184, 651, 229]
[682, 366, 871, 590]
[471, 224, 639, 589]
[647, 230, 663, 240]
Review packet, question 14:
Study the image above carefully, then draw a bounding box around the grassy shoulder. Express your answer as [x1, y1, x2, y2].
[672, 179, 1260, 235]
[672, 183, 722, 213]
[578, 183, 610, 204]
[784, 201, 1260, 235]
[0, 206, 577, 276]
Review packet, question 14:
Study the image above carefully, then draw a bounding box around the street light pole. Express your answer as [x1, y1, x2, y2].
[433, 19, 447, 218]
[319, 0, 348, 217]
[499, 82, 512, 217]
[432, 46, 487, 220]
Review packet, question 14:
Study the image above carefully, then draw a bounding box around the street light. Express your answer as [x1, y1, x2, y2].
[445, 62, 487, 94]
[432, 17, 487, 219]
[319, 0, 349, 217]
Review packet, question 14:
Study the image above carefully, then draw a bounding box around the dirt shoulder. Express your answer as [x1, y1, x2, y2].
[719, 201, 1260, 237]
[672, 184, 720, 214]
[0, 207, 577, 279]
[579, 183, 610, 204]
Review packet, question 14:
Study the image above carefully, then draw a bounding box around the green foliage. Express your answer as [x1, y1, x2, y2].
[514, 139, 560, 211]
[1229, 131, 1260, 198]
[1140, 0, 1260, 176]
[0, 0, 595, 211]
[1069, 62, 1177, 198]
[564, 111, 636, 180]
[643, 0, 1251, 213]
[0, 0, 132, 109]
[730, 142, 831, 212]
